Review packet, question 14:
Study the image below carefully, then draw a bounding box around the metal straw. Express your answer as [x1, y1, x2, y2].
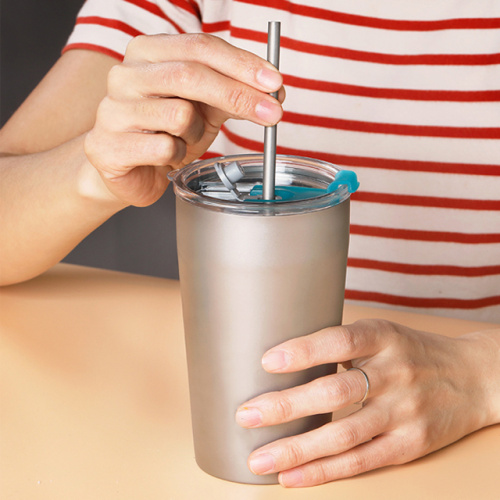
[262, 21, 281, 201]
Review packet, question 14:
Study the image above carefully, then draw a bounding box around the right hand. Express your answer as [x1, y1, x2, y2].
[84, 33, 284, 207]
[236, 320, 500, 487]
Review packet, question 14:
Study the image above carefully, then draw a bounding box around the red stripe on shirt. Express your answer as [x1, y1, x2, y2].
[219, 125, 500, 176]
[348, 258, 500, 277]
[354, 192, 500, 210]
[330, 156, 500, 177]
[345, 289, 500, 309]
[62, 43, 124, 61]
[231, 27, 500, 66]
[200, 29, 500, 102]
[123, 0, 185, 32]
[283, 74, 500, 103]
[202, 20, 231, 33]
[168, 0, 201, 18]
[283, 111, 500, 139]
[351, 225, 500, 243]
[76, 17, 144, 37]
[235, 0, 500, 32]
[124, 0, 169, 19]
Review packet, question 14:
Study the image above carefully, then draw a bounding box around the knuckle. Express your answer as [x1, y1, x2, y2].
[336, 421, 360, 449]
[84, 130, 123, 174]
[161, 135, 186, 165]
[398, 359, 419, 387]
[412, 426, 432, 455]
[225, 86, 254, 117]
[291, 337, 317, 367]
[164, 61, 201, 91]
[345, 451, 368, 475]
[400, 428, 422, 457]
[274, 394, 295, 421]
[95, 97, 121, 128]
[83, 129, 101, 165]
[356, 318, 395, 336]
[377, 319, 399, 336]
[335, 325, 359, 353]
[96, 96, 114, 116]
[167, 100, 196, 136]
[106, 64, 130, 93]
[106, 64, 121, 90]
[183, 32, 216, 53]
[396, 393, 421, 425]
[125, 34, 149, 57]
[147, 133, 177, 165]
[283, 440, 305, 467]
[305, 463, 329, 486]
[385, 432, 423, 466]
[321, 375, 353, 404]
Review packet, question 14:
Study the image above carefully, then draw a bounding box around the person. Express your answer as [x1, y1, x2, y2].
[1, 0, 499, 488]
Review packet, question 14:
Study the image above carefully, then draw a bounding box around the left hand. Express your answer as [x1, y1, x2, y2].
[84, 33, 284, 207]
[235, 319, 499, 487]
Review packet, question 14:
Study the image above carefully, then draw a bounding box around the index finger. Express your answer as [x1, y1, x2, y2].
[262, 319, 394, 373]
[125, 33, 283, 94]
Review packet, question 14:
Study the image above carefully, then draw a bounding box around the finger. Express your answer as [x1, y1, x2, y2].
[247, 403, 390, 478]
[278, 433, 411, 487]
[236, 368, 376, 428]
[85, 128, 186, 175]
[101, 163, 172, 207]
[125, 33, 283, 94]
[96, 96, 205, 145]
[261, 319, 394, 373]
[109, 60, 283, 126]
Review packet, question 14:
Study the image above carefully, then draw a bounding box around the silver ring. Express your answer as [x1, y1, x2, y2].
[349, 367, 370, 404]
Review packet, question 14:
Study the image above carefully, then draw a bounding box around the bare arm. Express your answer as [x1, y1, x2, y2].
[0, 35, 284, 285]
[0, 50, 123, 285]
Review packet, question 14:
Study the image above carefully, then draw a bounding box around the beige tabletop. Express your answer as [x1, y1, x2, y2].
[1, 263, 499, 500]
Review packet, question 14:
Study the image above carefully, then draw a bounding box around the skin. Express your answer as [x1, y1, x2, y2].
[0, 34, 284, 285]
[236, 319, 500, 487]
[1, 32, 498, 488]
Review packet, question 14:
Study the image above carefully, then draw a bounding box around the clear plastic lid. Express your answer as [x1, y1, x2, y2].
[168, 154, 358, 216]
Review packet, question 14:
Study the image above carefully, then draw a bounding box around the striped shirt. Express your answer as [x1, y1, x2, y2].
[65, 0, 500, 322]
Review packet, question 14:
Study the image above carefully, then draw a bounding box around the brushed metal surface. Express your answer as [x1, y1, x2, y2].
[176, 196, 350, 484]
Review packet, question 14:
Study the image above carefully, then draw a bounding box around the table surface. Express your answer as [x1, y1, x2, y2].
[1, 263, 499, 500]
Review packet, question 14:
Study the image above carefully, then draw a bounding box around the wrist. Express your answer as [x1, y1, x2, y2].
[76, 146, 128, 213]
[461, 329, 500, 427]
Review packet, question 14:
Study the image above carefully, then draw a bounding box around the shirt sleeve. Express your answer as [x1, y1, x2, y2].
[63, 0, 203, 61]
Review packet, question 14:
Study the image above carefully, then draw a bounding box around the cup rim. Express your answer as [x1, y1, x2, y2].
[168, 153, 352, 216]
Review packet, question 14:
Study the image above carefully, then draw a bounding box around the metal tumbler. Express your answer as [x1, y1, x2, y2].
[168, 154, 357, 484]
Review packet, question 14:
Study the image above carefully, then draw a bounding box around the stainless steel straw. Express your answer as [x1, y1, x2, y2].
[262, 21, 281, 201]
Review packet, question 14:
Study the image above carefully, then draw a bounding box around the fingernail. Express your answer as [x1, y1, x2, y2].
[249, 453, 275, 475]
[235, 407, 262, 428]
[255, 100, 282, 124]
[262, 350, 289, 372]
[256, 67, 282, 90]
[279, 469, 304, 487]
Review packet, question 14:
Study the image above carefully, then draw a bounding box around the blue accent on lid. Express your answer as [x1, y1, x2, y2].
[248, 169, 359, 202]
[327, 170, 360, 194]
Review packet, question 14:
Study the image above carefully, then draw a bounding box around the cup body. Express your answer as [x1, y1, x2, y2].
[170, 154, 352, 484]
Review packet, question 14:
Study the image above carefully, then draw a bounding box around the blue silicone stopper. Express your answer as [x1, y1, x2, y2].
[248, 169, 359, 202]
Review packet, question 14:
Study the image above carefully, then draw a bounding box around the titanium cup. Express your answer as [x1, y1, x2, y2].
[168, 154, 357, 484]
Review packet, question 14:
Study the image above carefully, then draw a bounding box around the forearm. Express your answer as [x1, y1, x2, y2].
[0, 135, 126, 285]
